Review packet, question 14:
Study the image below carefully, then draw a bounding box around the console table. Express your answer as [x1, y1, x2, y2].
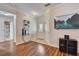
[59, 38, 77, 56]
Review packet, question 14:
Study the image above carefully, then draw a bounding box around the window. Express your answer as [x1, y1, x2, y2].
[39, 24, 43, 32]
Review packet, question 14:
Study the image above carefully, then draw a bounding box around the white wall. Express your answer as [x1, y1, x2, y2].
[49, 3, 79, 53]
[0, 15, 5, 42]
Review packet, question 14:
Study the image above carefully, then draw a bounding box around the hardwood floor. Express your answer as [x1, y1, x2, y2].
[0, 40, 15, 56]
[0, 41, 78, 56]
[16, 41, 69, 56]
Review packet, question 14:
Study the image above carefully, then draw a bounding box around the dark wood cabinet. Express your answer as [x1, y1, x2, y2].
[59, 38, 67, 53]
[59, 38, 77, 56]
[68, 40, 77, 55]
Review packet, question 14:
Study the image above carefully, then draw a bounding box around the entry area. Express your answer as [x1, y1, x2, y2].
[0, 11, 16, 56]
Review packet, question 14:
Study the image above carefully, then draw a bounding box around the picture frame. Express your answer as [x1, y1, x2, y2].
[54, 13, 79, 29]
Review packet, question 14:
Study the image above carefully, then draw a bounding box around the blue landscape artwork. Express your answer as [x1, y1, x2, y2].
[54, 13, 79, 29]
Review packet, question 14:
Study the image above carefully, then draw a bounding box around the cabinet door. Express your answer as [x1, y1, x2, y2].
[59, 39, 67, 52]
[68, 40, 77, 55]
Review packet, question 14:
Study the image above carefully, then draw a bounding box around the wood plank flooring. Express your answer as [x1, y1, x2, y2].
[0, 40, 15, 56]
[0, 41, 78, 56]
[16, 41, 69, 56]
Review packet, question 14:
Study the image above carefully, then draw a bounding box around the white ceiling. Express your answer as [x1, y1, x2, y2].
[7, 3, 58, 16]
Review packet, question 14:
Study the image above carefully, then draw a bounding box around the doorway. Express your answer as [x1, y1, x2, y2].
[0, 11, 16, 56]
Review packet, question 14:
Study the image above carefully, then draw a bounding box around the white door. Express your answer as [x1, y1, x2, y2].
[0, 15, 14, 42]
[4, 21, 14, 41]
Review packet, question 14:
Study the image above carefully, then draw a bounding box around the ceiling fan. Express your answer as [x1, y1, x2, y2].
[44, 3, 51, 7]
